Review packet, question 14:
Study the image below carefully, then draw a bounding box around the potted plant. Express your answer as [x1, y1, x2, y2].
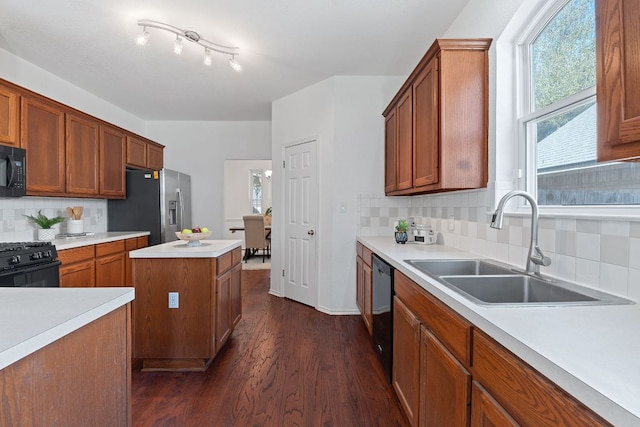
[264, 207, 272, 226]
[24, 210, 65, 241]
[395, 219, 408, 244]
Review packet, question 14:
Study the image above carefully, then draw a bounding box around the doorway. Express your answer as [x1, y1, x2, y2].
[283, 140, 318, 307]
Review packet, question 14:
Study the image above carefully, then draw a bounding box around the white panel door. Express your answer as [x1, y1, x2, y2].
[284, 140, 317, 307]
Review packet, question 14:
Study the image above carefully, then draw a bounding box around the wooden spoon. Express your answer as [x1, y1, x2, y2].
[66, 207, 74, 219]
[72, 206, 83, 220]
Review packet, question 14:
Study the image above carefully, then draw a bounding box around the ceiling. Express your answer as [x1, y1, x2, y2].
[0, 0, 469, 121]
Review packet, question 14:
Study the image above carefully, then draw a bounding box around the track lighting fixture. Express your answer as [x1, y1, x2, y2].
[136, 19, 241, 71]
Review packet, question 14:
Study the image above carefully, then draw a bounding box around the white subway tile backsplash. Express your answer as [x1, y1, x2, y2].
[358, 193, 640, 300]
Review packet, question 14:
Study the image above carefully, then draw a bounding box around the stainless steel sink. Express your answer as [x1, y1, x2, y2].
[404, 258, 634, 307]
[405, 259, 515, 277]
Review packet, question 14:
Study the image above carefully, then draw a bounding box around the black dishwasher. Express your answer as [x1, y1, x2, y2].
[372, 254, 394, 383]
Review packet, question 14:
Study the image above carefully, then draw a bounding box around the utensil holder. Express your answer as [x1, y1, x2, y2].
[67, 219, 84, 234]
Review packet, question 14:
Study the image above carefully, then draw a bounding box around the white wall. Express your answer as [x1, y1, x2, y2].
[145, 121, 272, 239]
[271, 76, 404, 313]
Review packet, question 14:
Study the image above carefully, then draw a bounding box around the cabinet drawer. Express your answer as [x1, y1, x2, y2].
[216, 251, 233, 275]
[96, 240, 125, 257]
[472, 330, 610, 426]
[231, 247, 242, 266]
[137, 235, 149, 248]
[362, 246, 372, 267]
[394, 270, 471, 366]
[125, 238, 137, 251]
[58, 245, 95, 264]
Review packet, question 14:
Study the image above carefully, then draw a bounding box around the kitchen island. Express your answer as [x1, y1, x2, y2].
[130, 239, 242, 371]
[0, 287, 134, 426]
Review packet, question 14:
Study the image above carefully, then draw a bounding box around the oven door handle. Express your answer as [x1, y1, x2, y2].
[2, 260, 62, 276]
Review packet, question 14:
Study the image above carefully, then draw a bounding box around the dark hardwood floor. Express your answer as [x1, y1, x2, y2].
[132, 270, 410, 427]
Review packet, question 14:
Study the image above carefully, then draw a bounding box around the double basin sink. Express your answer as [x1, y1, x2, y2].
[404, 259, 633, 307]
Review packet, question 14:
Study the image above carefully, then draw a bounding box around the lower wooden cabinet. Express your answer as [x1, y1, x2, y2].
[355, 243, 373, 335]
[391, 264, 610, 427]
[95, 240, 125, 287]
[471, 382, 519, 427]
[59, 245, 96, 288]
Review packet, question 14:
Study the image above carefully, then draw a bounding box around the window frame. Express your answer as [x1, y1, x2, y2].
[512, 0, 640, 217]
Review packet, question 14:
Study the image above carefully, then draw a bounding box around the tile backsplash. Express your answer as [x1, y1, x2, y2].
[0, 197, 107, 242]
[358, 191, 640, 301]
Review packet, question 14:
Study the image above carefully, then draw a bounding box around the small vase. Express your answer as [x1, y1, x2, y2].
[38, 228, 56, 241]
[395, 231, 408, 244]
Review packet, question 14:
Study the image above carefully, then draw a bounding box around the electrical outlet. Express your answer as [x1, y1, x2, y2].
[168, 292, 179, 309]
[448, 215, 455, 231]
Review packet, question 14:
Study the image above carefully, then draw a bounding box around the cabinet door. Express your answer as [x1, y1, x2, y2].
[396, 90, 413, 190]
[60, 260, 96, 288]
[420, 328, 471, 427]
[66, 112, 100, 196]
[471, 382, 519, 427]
[147, 143, 164, 170]
[126, 135, 147, 168]
[124, 238, 137, 287]
[21, 96, 66, 195]
[393, 296, 420, 426]
[0, 84, 20, 146]
[384, 110, 398, 193]
[597, 0, 640, 161]
[413, 58, 439, 188]
[356, 255, 364, 313]
[230, 263, 242, 328]
[100, 125, 126, 198]
[215, 268, 232, 352]
[95, 253, 126, 287]
[362, 260, 373, 335]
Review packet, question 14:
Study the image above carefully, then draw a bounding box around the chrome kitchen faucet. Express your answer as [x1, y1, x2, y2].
[490, 191, 551, 278]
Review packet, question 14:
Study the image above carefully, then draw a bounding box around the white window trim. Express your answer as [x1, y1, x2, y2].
[503, 0, 640, 218]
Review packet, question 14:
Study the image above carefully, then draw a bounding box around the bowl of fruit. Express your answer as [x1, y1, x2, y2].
[175, 227, 211, 247]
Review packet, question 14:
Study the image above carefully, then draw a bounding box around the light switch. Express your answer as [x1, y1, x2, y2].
[339, 202, 347, 213]
[448, 215, 455, 231]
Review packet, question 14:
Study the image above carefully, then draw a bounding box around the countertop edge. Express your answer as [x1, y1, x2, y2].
[0, 288, 134, 370]
[53, 231, 150, 250]
[130, 240, 242, 258]
[357, 236, 640, 426]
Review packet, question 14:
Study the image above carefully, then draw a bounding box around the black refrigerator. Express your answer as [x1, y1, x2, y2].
[108, 169, 192, 246]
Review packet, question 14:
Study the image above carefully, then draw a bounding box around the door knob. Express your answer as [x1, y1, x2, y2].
[308, 229, 315, 236]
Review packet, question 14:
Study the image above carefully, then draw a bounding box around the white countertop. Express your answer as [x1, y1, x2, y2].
[129, 239, 242, 258]
[358, 236, 640, 426]
[0, 287, 134, 370]
[52, 231, 150, 250]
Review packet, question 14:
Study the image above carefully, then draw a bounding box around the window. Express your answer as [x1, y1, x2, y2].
[250, 170, 264, 214]
[519, 0, 640, 206]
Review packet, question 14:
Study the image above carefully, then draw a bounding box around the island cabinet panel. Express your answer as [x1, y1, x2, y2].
[230, 263, 242, 328]
[0, 84, 20, 147]
[597, 0, 640, 161]
[100, 125, 126, 198]
[0, 306, 131, 427]
[21, 95, 66, 195]
[472, 330, 610, 426]
[215, 266, 233, 351]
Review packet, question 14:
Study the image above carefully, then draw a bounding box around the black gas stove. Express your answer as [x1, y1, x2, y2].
[0, 241, 59, 272]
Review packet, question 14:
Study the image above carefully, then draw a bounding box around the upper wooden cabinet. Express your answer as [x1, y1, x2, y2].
[596, 0, 640, 161]
[383, 39, 491, 196]
[66, 112, 100, 196]
[21, 96, 66, 195]
[127, 135, 164, 170]
[0, 84, 20, 147]
[100, 125, 126, 198]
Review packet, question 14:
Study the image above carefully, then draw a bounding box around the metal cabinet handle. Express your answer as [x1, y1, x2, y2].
[308, 229, 315, 236]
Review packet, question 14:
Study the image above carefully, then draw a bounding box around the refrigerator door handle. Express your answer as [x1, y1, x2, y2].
[177, 189, 184, 230]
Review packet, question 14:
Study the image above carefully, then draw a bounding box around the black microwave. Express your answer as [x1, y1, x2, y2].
[0, 145, 26, 197]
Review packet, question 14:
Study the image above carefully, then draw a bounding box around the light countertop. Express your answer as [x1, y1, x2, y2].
[358, 236, 640, 426]
[0, 287, 134, 370]
[52, 231, 150, 250]
[129, 239, 242, 258]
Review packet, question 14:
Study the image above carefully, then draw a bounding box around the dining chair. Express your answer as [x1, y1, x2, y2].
[242, 215, 270, 263]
